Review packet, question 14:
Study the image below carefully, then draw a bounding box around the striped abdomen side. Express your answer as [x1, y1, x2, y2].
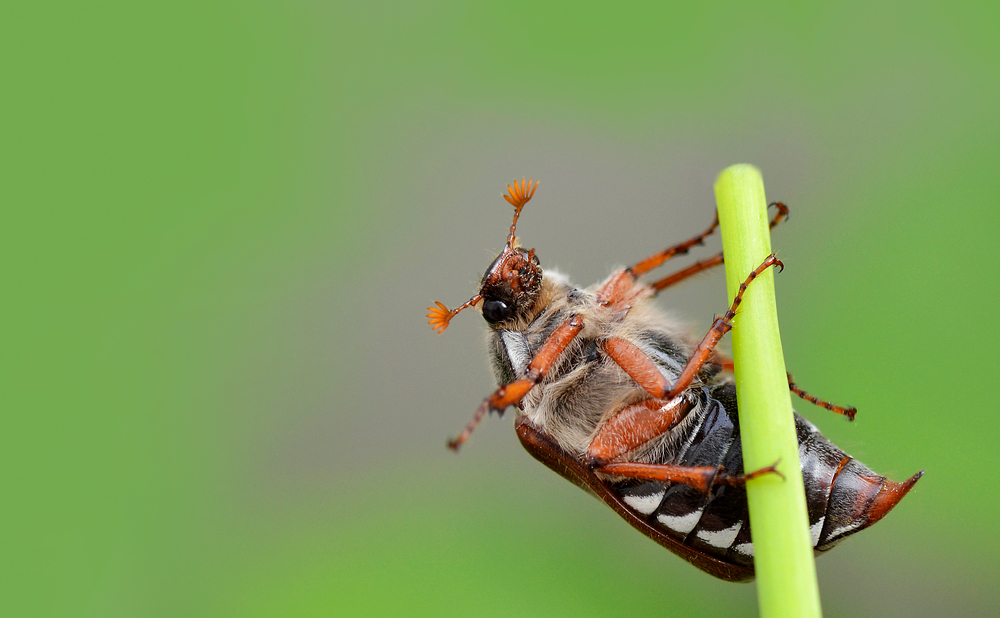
[613, 384, 922, 568]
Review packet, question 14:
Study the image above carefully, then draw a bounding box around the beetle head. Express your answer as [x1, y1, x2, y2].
[427, 178, 541, 333]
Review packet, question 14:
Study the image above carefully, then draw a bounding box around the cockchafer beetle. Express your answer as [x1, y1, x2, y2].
[428, 179, 922, 581]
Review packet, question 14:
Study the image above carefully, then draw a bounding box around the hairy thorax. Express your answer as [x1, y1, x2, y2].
[488, 269, 699, 459]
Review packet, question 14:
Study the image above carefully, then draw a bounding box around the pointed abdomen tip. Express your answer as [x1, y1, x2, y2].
[866, 469, 924, 526]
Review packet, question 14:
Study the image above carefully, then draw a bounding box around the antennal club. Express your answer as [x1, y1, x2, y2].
[426, 296, 482, 334]
[503, 178, 538, 248]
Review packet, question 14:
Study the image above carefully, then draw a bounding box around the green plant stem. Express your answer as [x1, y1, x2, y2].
[714, 165, 822, 618]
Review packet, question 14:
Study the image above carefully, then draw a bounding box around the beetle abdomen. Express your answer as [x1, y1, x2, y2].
[612, 384, 922, 569]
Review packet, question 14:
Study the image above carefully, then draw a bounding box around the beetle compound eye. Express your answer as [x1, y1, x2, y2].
[483, 298, 512, 323]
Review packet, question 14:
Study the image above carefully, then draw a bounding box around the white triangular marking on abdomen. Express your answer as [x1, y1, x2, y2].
[810, 517, 826, 546]
[695, 521, 742, 549]
[622, 490, 666, 515]
[733, 542, 754, 557]
[657, 508, 703, 535]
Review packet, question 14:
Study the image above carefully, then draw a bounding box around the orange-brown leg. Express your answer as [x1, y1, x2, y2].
[587, 397, 694, 463]
[767, 202, 790, 228]
[787, 373, 857, 421]
[601, 337, 673, 398]
[595, 205, 789, 311]
[598, 461, 783, 493]
[708, 352, 858, 421]
[666, 254, 783, 400]
[648, 202, 789, 293]
[628, 214, 720, 277]
[594, 268, 653, 311]
[708, 353, 736, 372]
[447, 315, 585, 451]
[651, 253, 724, 292]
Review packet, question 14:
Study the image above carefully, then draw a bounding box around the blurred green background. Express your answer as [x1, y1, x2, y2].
[6, 2, 999, 617]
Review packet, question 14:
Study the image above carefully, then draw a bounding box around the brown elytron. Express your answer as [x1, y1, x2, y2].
[427, 179, 922, 580]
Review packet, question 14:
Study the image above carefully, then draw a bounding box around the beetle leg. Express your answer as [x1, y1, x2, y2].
[601, 337, 674, 399]
[447, 315, 585, 451]
[587, 396, 694, 463]
[708, 352, 736, 372]
[595, 269, 653, 311]
[665, 255, 783, 400]
[647, 203, 789, 294]
[709, 351, 858, 421]
[627, 214, 720, 277]
[786, 373, 858, 421]
[596, 461, 784, 493]
[595, 203, 786, 309]
[650, 252, 724, 292]
[766, 201, 790, 229]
